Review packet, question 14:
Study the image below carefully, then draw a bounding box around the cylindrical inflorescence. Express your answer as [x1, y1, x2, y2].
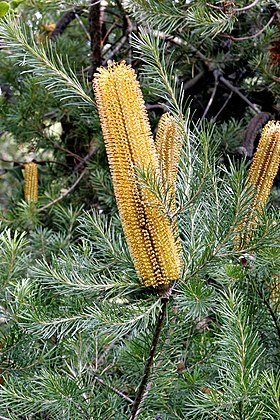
[93, 62, 181, 287]
[24, 162, 38, 203]
[155, 112, 183, 253]
[155, 113, 183, 189]
[248, 120, 280, 208]
[234, 120, 280, 249]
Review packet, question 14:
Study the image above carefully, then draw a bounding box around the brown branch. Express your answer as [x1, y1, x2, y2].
[183, 69, 205, 91]
[101, 21, 118, 47]
[0, 157, 70, 171]
[48, 140, 83, 162]
[103, 35, 127, 62]
[213, 91, 233, 121]
[153, 30, 259, 113]
[50, 6, 84, 40]
[74, 145, 99, 171]
[218, 74, 259, 114]
[75, 12, 91, 41]
[94, 376, 133, 403]
[35, 159, 70, 170]
[222, 14, 274, 41]
[89, 1, 102, 78]
[38, 169, 87, 212]
[0, 158, 25, 165]
[37, 143, 98, 211]
[145, 103, 168, 112]
[233, 0, 260, 12]
[130, 298, 167, 420]
[207, 0, 260, 12]
[96, 339, 117, 366]
[236, 112, 273, 157]
[103, 15, 132, 63]
[198, 70, 219, 128]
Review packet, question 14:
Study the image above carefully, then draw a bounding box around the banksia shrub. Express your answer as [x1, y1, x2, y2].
[24, 161, 38, 203]
[235, 120, 280, 248]
[93, 62, 181, 288]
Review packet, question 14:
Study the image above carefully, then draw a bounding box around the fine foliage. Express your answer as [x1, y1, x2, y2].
[0, 1, 279, 419]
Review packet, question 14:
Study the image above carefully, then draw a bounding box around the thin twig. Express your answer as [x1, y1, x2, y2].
[75, 12, 91, 41]
[0, 216, 12, 223]
[38, 169, 87, 212]
[101, 21, 118, 47]
[218, 74, 259, 114]
[213, 91, 233, 121]
[94, 376, 133, 403]
[234, 0, 260, 12]
[183, 69, 205, 91]
[198, 70, 219, 128]
[49, 140, 83, 162]
[97, 339, 118, 366]
[255, 286, 280, 342]
[0, 157, 70, 170]
[146, 103, 168, 112]
[206, 2, 226, 10]
[103, 35, 128, 62]
[153, 30, 259, 113]
[0, 158, 28, 165]
[74, 145, 99, 171]
[206, 0, 260, 12]
[130, 298, 167, 420]
[36, 159, 70, 170]
[223, 14, 274, 41]
[103, 15, 133, 62]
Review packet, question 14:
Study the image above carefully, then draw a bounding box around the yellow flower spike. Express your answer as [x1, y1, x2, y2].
[155, 113, 183, 188]
[93, 62, 181, 288]
[24, 162, 38, 203]
[248, 120, 280, 208]
[234, 120, 280, 250]
[155, 112, 183, 253]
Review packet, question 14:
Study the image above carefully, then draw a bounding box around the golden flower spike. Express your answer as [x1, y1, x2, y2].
[93, 62, 181, 288]
[24, 162, 38, 203]
[235, 120, 280, 249]
[248, 120, 280, 208]
[270, 274, 280, 311]
[155, 113, 182, 188]
[155, 112, 183, 252]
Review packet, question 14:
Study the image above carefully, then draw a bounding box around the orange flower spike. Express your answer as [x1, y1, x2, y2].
[93, 62, 181, 288]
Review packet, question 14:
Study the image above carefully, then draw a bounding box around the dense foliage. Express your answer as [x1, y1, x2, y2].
[0, 1, 279, 419]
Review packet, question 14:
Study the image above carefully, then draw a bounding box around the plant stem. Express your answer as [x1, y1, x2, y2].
[130, 298, 168, 420]
[89, 0, 101, 78]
